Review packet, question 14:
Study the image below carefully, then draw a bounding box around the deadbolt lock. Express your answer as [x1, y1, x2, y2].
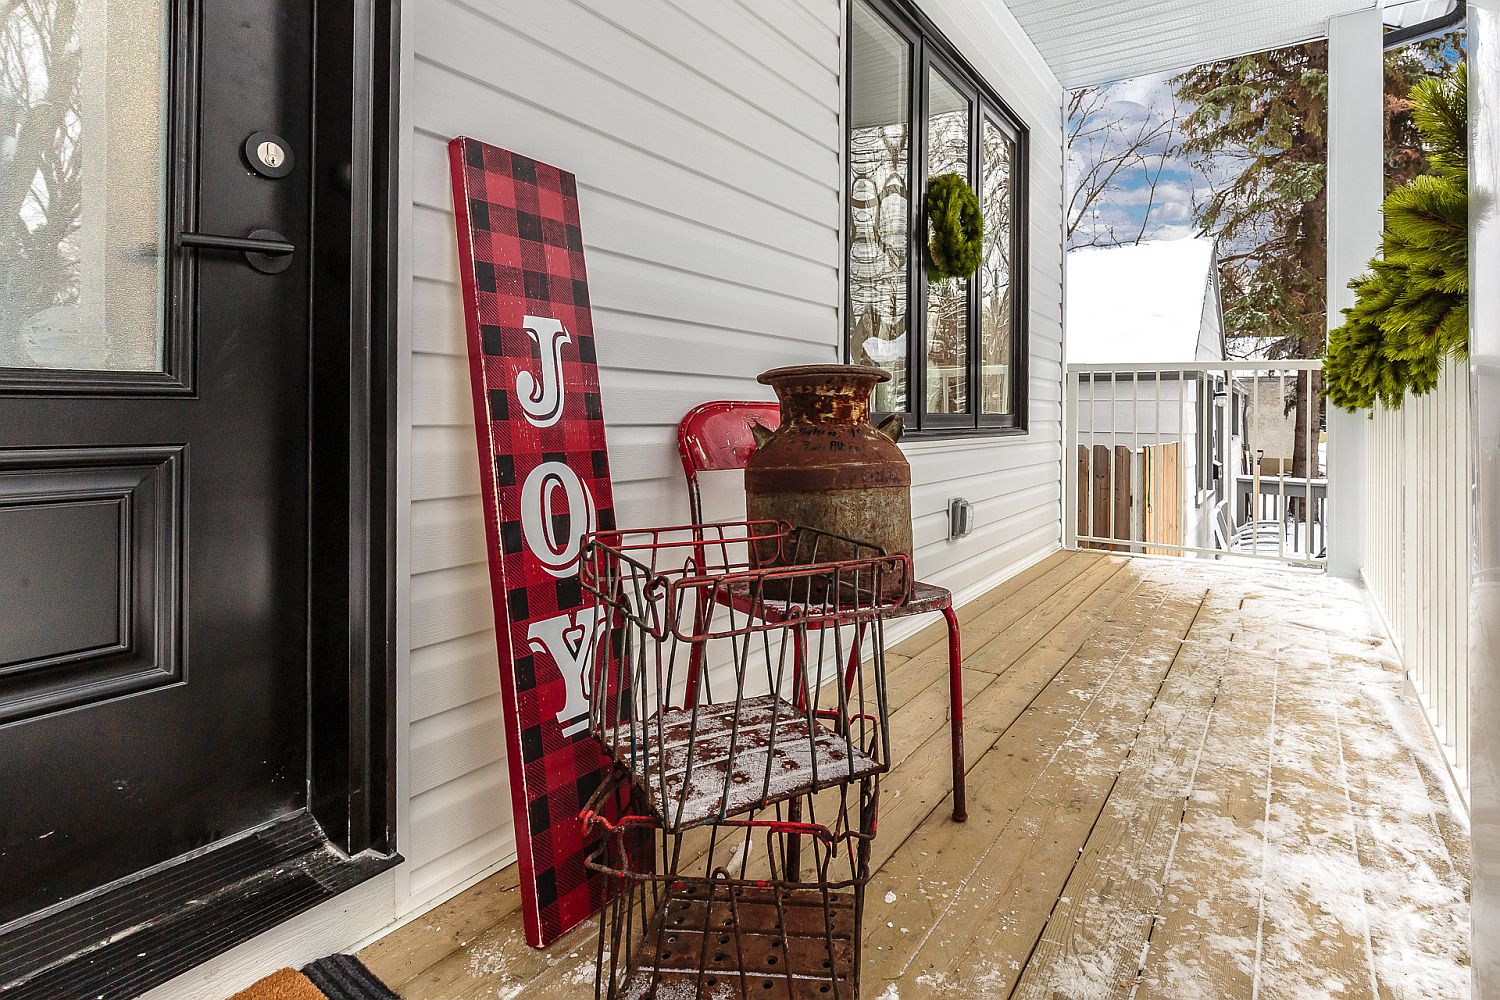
[243, 131, 294, 179]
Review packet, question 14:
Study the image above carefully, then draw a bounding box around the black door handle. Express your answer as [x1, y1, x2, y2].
[178, 229, 294, 274]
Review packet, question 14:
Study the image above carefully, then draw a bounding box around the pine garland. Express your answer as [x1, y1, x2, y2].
[924, 172, 983, 282]
[1325, 64, 1468, 412]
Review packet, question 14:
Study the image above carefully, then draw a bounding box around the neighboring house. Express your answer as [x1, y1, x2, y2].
[1066, 237, 1227, 367]
[1242, 375, 1324, 476]
[1065, 237, 1233, 554]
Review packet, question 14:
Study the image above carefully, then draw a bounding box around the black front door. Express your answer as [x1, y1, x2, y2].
[0, 0, 377, 976]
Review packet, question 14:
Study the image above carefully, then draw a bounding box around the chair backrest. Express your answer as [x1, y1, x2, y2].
[1211, 498, 1232, 551]
[677, 400, 781, 525]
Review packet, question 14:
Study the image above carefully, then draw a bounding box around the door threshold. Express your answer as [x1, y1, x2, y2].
[0, 812, 400, 1000]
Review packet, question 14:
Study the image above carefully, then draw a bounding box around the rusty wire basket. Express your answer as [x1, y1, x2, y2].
[582, 773, 878, 1000]
[580, 521, 909, 833]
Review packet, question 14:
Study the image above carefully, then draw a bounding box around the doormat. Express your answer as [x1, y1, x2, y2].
[228, 955, 398, 1000]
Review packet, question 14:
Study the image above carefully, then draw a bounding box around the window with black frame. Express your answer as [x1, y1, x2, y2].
[846, 0, 1027, 435]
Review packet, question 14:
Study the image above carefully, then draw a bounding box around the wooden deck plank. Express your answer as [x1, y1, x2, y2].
[885, 550, 1085, 664]
[1135, 588, 1272, 999]
[1336, 678, 1471, 1000]
[1010, 586, 1238, 999]
[779, 557, 1141, 885]
[860, 571, 1209, 996]
[882, 551, 1102, 724]
[359, 556, 1471, 1000]
[1238, 589, 1379, 1000]
[1292, 584, 1470, 999]
[867, 559, 1144, 874]
[359, 868, 522, 990]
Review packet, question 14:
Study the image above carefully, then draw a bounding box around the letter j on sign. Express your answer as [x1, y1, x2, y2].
[447, 137, 619, 948]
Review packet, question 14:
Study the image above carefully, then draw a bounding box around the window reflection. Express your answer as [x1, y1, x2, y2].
[847, 0, 910, 413]
[981, 117, 1015, 415]
[0, 0, 166, 372]
[844, 0, 1028, 432]
[925, 70, 970, 415]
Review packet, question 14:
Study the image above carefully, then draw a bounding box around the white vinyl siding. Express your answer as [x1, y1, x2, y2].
[399, 0, 844, 913]
[398, 0, 1064, 914]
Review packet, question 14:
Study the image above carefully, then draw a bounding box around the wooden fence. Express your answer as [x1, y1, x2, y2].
[1075, 442, 1182, 554]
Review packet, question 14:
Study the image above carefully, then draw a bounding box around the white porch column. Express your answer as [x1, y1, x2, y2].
[1324, 7, 1383, 579]
[1468, 0, 1500, 990]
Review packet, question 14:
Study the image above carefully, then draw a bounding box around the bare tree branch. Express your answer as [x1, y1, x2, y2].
[1065, 81, 1185, 246]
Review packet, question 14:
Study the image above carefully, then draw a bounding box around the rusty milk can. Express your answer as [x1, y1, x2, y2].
[745, 364, 912, 568]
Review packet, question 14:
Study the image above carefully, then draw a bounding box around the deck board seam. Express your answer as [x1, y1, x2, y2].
[1008, 585, 1213, 998]
[889, 576, 1188, 984]
[1250, 594, 1278, 1000]
[1122, 590, 1238, 998]
[867, 564, 1147, 878]
[1321, 626, 1386, 999]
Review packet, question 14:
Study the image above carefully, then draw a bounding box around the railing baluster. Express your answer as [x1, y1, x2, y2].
[1178, 367, 1187, 555]
[1132, 371, 1140, 553]
[1251, 371, 1261, 553]
[1108, 375, 1117, 552]
[1277, 371, 1287, 561]
[1306, 369, 1315, 558]
[1154, 369, 1162, 554]
[1088, 372, 1097, 548]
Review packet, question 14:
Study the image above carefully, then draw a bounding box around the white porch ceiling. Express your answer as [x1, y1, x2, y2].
[1002, 0, 1377, 89]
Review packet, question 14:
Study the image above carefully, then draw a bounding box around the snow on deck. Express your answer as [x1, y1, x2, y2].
[361, 552, 1470, 999]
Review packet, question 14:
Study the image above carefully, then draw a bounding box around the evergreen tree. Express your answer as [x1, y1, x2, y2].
[1173, 35, 1460, 471]
[1324, 64, 1469, 412]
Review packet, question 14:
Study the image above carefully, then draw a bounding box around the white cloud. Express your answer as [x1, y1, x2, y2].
[1066, 69, 1222, 249]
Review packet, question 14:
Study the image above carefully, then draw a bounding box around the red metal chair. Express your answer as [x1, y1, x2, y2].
[677, 400, 967, 822]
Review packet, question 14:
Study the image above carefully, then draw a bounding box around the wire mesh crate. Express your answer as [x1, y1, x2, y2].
[580, 521, 909, 833]
[582, 773, 879, 1000]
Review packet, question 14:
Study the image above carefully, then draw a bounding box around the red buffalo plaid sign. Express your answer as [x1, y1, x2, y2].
[447, 137, 618, 947]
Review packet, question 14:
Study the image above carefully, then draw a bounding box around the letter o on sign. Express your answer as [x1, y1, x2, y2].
[520, 461, 596, 577]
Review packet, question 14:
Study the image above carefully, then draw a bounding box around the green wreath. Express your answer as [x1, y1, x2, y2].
[924, 172, 983, 283]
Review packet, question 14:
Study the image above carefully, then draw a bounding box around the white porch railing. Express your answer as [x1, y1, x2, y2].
[1362, 358, 1472, 794]
[1064, 360, 1326, 569]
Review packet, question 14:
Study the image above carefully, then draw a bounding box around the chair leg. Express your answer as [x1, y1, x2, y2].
[786, 631, 807, 881]
[942, 605, 966, 822]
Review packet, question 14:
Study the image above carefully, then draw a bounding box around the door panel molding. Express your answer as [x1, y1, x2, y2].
[0, 446, 184, 723]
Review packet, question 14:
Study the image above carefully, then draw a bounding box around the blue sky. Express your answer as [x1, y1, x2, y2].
[1069, 29, 1467, 251]
[1065, 70, 1216, 249]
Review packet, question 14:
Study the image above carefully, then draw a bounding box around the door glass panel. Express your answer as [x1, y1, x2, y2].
[0, 0, 167, 372]
[980, 116, 1015, 415]
[847, 0, 910, 413]
[925, 69, 969, 415]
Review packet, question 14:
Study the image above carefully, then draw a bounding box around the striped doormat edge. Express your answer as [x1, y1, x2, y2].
[303, 954, 400, 999]
[229, 954, 399, 1000]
